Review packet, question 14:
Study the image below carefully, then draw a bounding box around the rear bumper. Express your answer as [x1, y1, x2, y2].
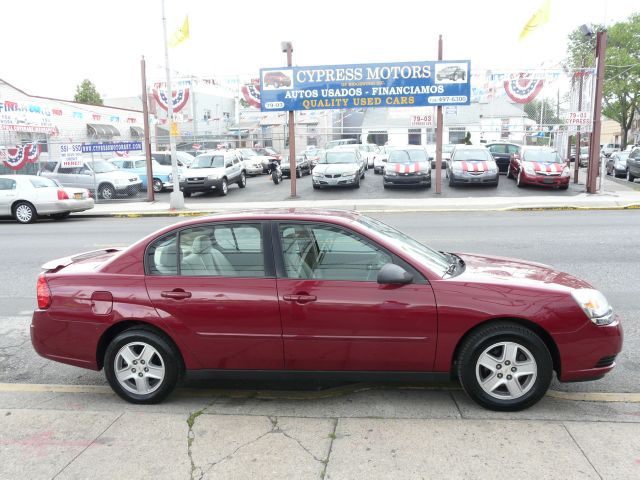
[31, 310, 100, 371]
[36, 199, 95, 214]
[556, 317, 623, 382]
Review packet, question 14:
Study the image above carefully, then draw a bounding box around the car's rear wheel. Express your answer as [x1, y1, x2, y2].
[51, 212, 71, 221]
[628, 170, 636, 182]
[457, 322, 552, 411]
[296, 168, 302, 178]
[104, 328, 180, 404]
[152, 178, 163, 193]
[448, 174, 456, 187]
[183, 191, 191, 198]
[99, 183, 116, 200]
[516, 172, 524, 188]
[238, 171, 247, 188]
[13, 201, 37, 224]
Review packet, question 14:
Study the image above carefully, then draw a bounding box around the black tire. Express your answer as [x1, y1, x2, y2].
[424, 181, 431, 189]
[361, 170, 366, 180]
[183, 191, 192, 198]
[99, 183, 116, 200]
[272, 171, 281, 184]
[354, 176, 361, 189]
[13, 201, 37, 224]
[238, 171, 247, 188]
[312, 183, 320, 190]
[152, 178, 163, 193]
[448, 174, 456, 187]
[104, 327, 180, 404]
[516, 172, 524, 188]
[559, 184, 569, 190]
[383, 183, 390, 189]
[296, 168, 301, 179]
[456, 322, 553, 411]
[507, 165, 514, 179]
[628, 170, 636, 182]
[219, 178, 228, 196]
[51, 212, 71, 221]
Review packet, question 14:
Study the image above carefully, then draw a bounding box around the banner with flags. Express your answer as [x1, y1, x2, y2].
[241, 79, 261, 109]
[0, 143, 41, 170]
[152, 87, 190, 113]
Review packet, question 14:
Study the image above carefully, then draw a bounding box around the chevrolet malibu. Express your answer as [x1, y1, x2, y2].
[31, 211, 622, 411]
[508, 146, 570, 190]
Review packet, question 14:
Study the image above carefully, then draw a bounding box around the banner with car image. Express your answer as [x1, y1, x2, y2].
[260, 60, 470, 112]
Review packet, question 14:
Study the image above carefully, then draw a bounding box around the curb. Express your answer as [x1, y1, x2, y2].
[77, 203, 640, 218]
[2, 382, 639, 403]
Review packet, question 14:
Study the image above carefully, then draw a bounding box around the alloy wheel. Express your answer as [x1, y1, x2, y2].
[475, 341, 537, 400]
[113, 342, 165, 395]
[15, 203, 34, 223]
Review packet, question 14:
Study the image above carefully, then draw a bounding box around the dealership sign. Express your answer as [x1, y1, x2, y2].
[82, 142, 142, 153]
[260, 61, 471, 112]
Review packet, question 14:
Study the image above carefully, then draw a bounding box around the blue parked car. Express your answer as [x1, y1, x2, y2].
[108, 156, 174, 193]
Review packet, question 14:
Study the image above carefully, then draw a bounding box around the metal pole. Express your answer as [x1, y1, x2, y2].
[141, 56, 154, 202]
[162, 0, 184, 209]
[435, 35, 443, 194]
[284, 42, 297, 198]
[574, 63, 584, 184]
[587, 30, 607, 194]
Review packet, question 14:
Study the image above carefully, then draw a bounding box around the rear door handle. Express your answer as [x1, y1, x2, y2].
[161, 289, 192, 300]
[283, 294, 317, 304]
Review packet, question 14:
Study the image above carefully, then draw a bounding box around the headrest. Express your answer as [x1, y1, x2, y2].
[157, 244, 177, 267]
[192, 235, 213, 254]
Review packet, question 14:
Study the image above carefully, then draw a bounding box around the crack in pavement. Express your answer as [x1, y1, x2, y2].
[186, 400, 219, 480]
[321, 418, 339, 480]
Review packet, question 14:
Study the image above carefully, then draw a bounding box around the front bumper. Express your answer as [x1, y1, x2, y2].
[384, 173, 431, 185]
[521, 172, 569, 187]
[313, 175, 357, 187]
[245, 165, 263, 175]
[556, 316, 623, 382]
[451, 171, 499, 184]
[180, 178, 224, 193]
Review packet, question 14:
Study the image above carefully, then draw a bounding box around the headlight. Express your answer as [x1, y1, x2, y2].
[207, 174, 219, 180]
[313, 172, 324, 178]
[451, 163, 463, 173]
[571, 289, 615, 325]
[561, 167, 570, 177]
[168, 174, 173, 182]
[524, 164, 535, 175]
[344, 170, 358, 176]
[488, 165, 498, 174]
[114, 178, 127, 185]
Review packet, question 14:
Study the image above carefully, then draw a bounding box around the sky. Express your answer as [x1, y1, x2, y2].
[1, 0, 637, 100]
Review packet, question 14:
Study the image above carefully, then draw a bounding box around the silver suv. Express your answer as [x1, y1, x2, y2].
[39, 159, 142, 199]
[179, 151, 247, 197]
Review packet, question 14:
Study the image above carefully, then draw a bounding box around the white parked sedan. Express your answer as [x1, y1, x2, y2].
[0, 175, 94, 224]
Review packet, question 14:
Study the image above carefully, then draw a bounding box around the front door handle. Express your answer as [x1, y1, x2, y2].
[161, 289, 192, 300]
[283, 294, 317, 304]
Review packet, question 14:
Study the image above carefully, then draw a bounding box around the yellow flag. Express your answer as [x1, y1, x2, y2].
[519, 0, 551, 41]
[169, 16, 189, 48]
[170, 121, 179, 137]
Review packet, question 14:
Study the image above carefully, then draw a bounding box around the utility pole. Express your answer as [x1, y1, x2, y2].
[587, 30, 607, 194]
[161, 0, 184, 209]
[435, 35, 444, 195]
[282, 41, 297, 198]
[141, 56, 154, 202]
[574, 62, 585, 184]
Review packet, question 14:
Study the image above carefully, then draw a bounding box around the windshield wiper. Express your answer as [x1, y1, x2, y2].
[442, 252, 465, 278]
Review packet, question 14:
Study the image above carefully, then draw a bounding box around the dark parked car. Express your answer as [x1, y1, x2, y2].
[437, 65, 466, 82]
[627, 147, 640, 183]
[280, 154, 312, 178]
[605, 151, 629, 178]
[446, 146, 499, 187]
[508, 146, 570, 190]
[32, 211, 622, 411]
[382, 146, 431, 188]
[486, 142, 521, 174]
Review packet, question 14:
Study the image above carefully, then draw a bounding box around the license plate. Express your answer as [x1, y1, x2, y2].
[74, 193, 83, 199]
[543, 178, 554, 184]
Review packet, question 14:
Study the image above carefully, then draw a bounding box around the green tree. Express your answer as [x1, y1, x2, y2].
[566, 14, 640, 148]
[74, 79, 103, 105]
[524, 99, 561, 125]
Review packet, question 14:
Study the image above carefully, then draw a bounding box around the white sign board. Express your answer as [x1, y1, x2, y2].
[410, 114, 434, 127]
[58, 143, 83, 167]
[566, 111, 591, 126]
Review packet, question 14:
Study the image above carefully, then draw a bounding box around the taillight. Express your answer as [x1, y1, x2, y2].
[57, 189, 69, 200]
[37, 274, 52, 309]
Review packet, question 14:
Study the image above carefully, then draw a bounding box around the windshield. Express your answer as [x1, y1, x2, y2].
[194, 155, 225, 168]
[239, 148, 257, 157]
[452, 149, 492, 161]
[355, 216, 450, 277]
[443, 145, 455, 153]
[89, 160, 118, 173]
[388, 149, 428, 164]
[319, 151, 357, 164]
[523, 149, 563, 164]
[615, 152, 629, 160]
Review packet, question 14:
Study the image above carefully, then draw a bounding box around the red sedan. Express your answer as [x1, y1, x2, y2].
[31, 211, 622, 411]
[507, 146, 571, 189]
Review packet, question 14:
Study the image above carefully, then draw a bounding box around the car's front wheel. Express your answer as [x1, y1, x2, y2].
[104, 328, 180, 404]
[220, 178, 228, 196]
[152, 178, 163, 193]
[238, 171, 247, 188]
[457, 322, 552, 411]
[99, 183, 116, 200]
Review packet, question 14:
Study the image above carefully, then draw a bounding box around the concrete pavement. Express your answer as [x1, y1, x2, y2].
[1, 385, 639, 479]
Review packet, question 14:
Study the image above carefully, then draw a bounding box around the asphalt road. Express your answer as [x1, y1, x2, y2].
[101, 165, 600, 205]
[0, 210, 638, 394]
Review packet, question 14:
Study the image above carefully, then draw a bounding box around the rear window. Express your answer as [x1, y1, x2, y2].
[0, 178, 16, 190]
[30, 177, 57, 188]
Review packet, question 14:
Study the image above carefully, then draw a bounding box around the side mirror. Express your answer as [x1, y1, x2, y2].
[225, 162, 232, 168]
[377, 263, 413, 285]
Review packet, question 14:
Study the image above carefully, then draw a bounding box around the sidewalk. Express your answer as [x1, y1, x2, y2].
[80, 178, 640, 218]
[1, 385, 639, 479]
